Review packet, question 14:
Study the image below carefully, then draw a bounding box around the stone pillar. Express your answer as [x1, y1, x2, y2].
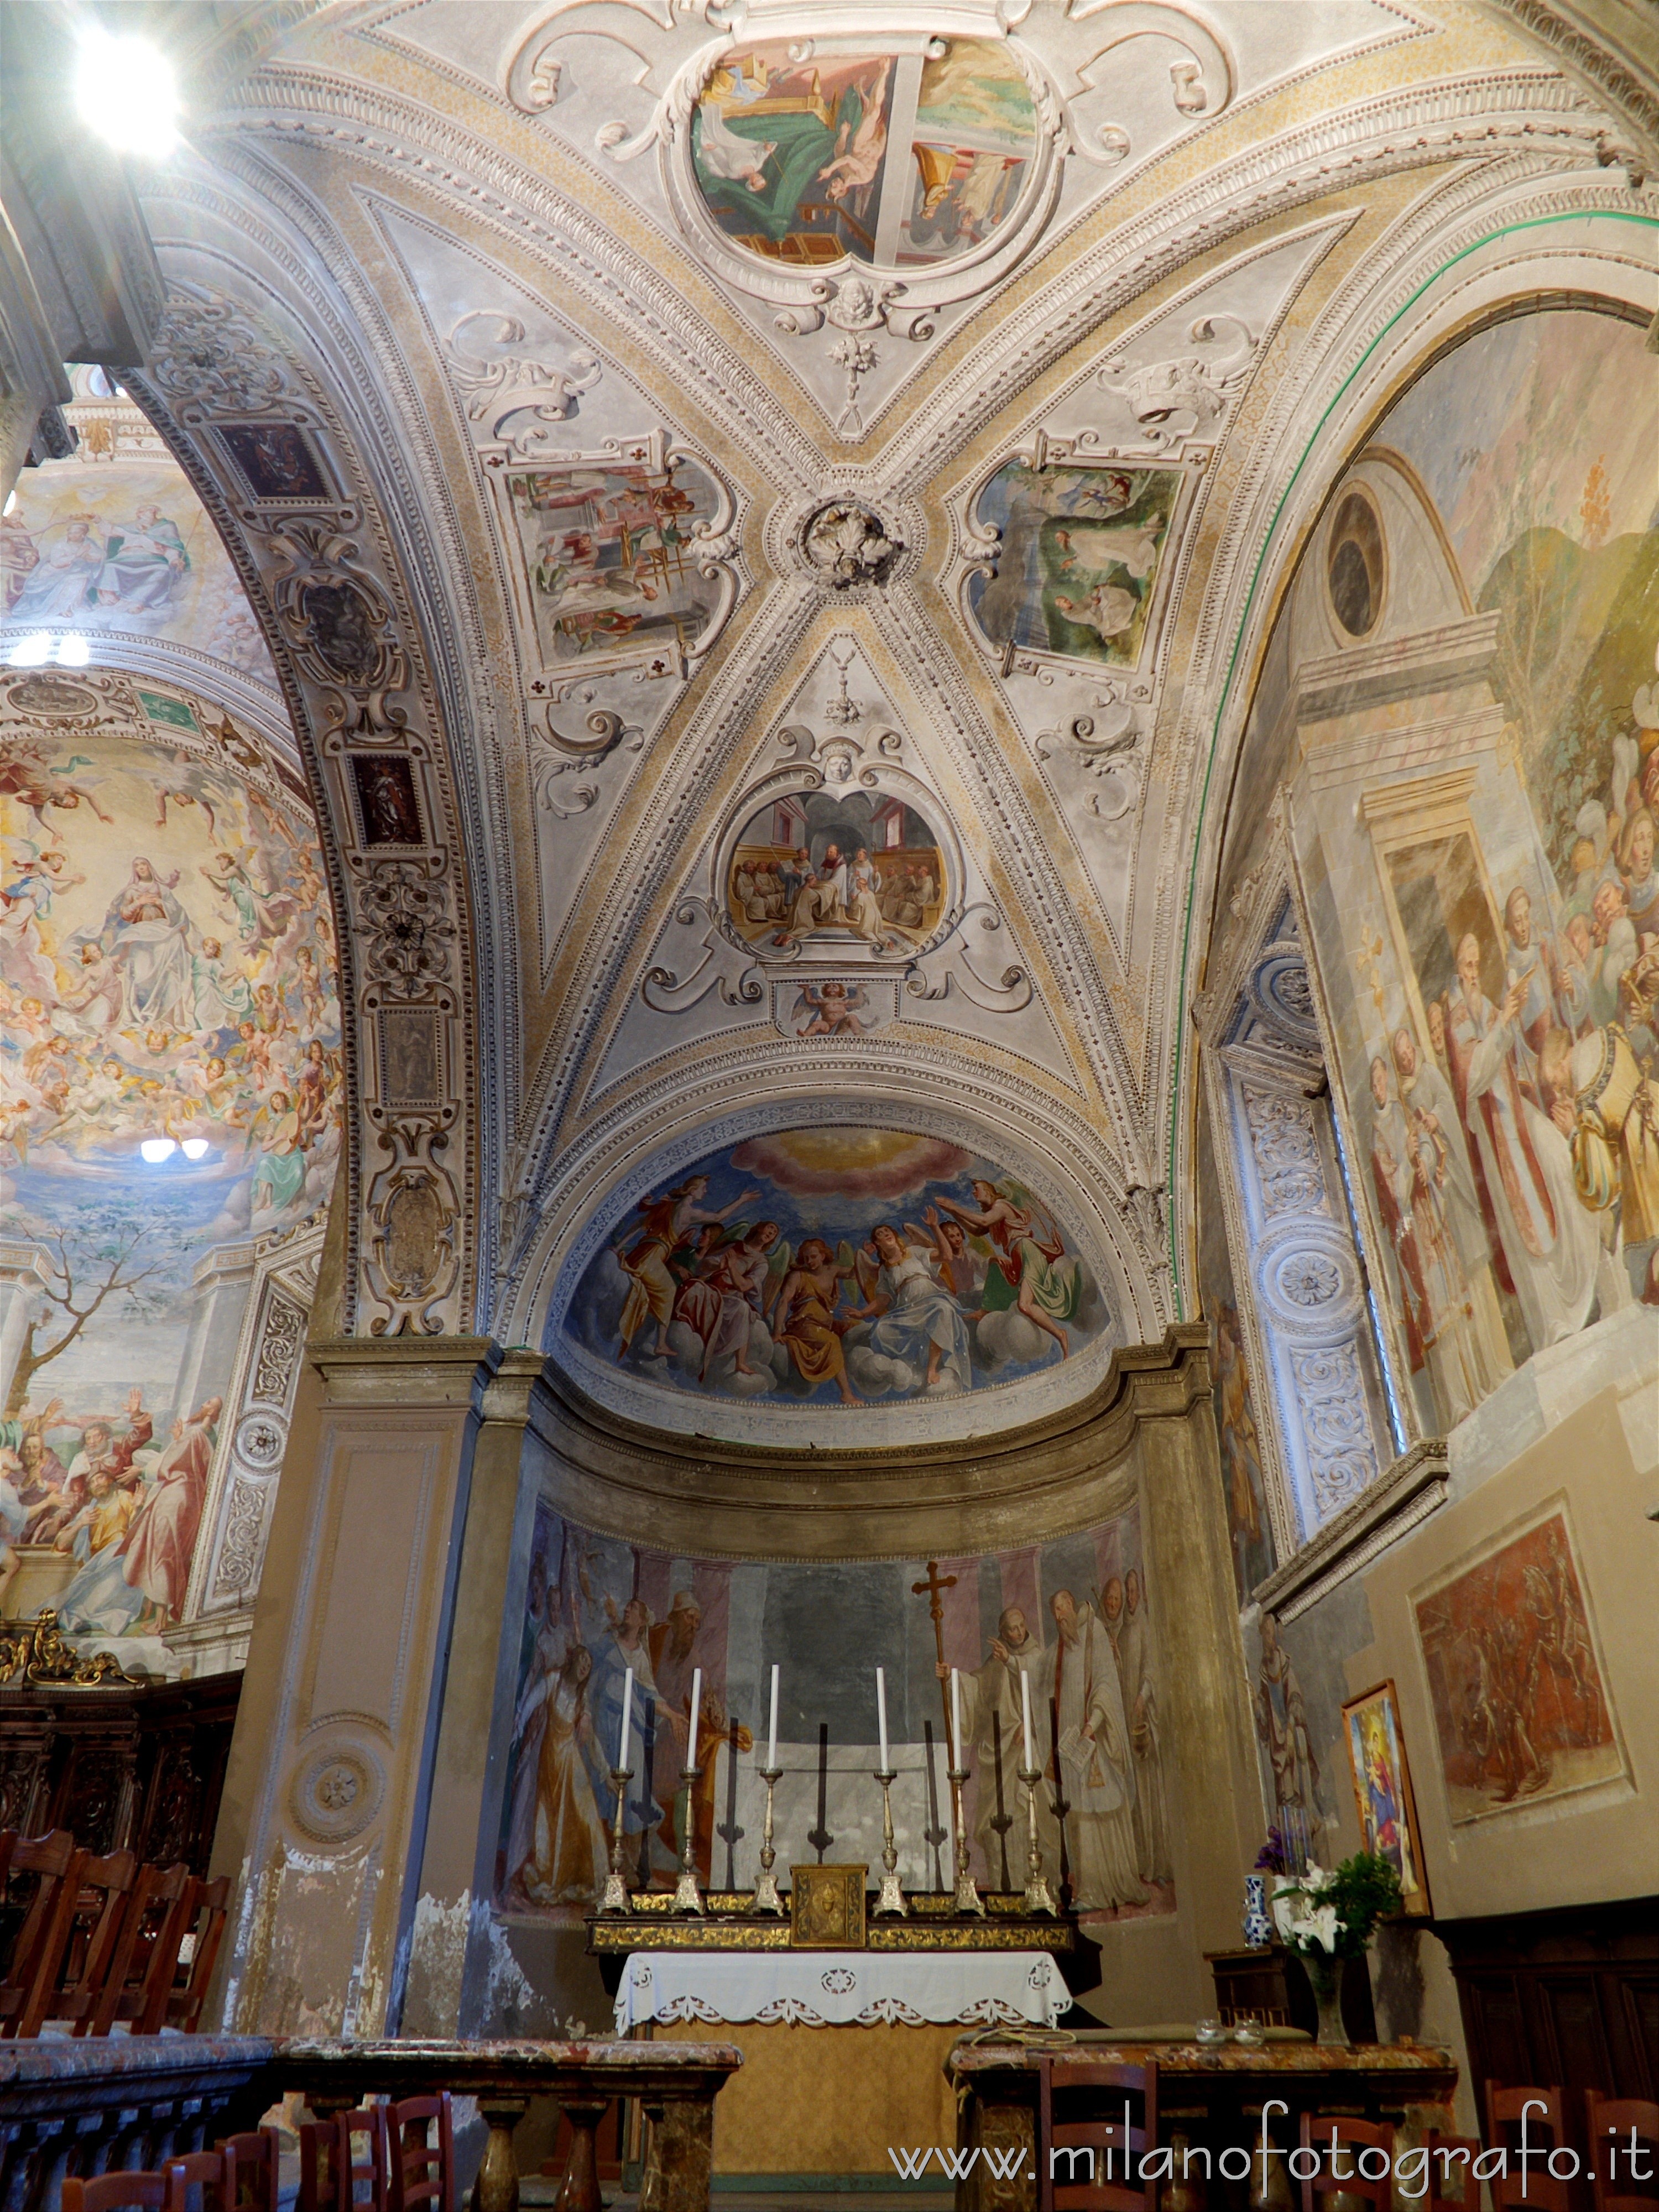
[208, 1334, 500, 2036]
[398, 1347, 553, 2037]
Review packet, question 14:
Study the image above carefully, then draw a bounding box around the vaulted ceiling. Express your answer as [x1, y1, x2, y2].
[29, 0, 1653, 1433]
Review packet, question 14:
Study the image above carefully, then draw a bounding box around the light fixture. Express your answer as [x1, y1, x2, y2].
[76, 25, 181, 158]
[139, 1136, 178, 1164]
[180, 1137, 210, 1160]
[7, 633, 51, 667]
[54, 633, 89, 666]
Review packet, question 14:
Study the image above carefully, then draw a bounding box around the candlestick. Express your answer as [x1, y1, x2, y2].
[873, 1765, 906, 1917]
[876, 1667, 889, 1773]
[766, 1664, 779, 1772]
[752, 1765, 784, 1915]
[1019, 1666, 1035, 1772]
[946, 1756, 985, 1917]
[618, 1665, 634, 1775]
[598, 1766, 634, 1914]
[672, 1753, 706, 1914]
[1018, 1764, 1058, 1916]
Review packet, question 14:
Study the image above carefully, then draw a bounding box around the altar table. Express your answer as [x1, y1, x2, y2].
[947, 2038, 1460, 2212]
[629, 1949, 1062, 2182]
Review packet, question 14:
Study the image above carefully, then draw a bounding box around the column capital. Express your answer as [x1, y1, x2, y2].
[307, 1335, 502, 1408]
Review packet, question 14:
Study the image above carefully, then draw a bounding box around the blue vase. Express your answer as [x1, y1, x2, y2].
[1242, 1873, 1272, 1948]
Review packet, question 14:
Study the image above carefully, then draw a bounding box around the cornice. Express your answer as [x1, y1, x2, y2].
[525, 1322, 1213, 1563]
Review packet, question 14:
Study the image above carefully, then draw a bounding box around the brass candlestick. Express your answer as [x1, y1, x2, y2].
[598, 1767, 633, 1914]
[873, 1769, 906, 1917]
[946, 1763, 985, 1916]
[672, 1763, 706, 1914]
[1018, 1764, 1057, 1916]
[752, 1765, 784, 1915]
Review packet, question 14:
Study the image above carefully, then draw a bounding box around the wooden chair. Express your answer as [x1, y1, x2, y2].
[1037, 2059, 1159, 2212]
[387, 2094, 453, 2212]
[51, 1847, 139, 2035]
[221, 2128, 283, 2212]
[332, 2109, 390, 2212]
[298, 2121, 342, 2212]
[1486, 2083, 1570, 2212]
[164, 2151, 236, 2212]
[62, 2177, 173, 2212]
[1586, 2091, 1659, 2212]
[1425, 2131, 1483, 2212]
[0, 1830, 86, 2037]
[89, 1863, 196, 2036]
[165, 1874, 229, 2031]
[1299, 2115, 1396, 2212]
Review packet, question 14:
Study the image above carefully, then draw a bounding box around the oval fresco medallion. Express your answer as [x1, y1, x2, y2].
[557, 1124, 1113, 1422]
[727, 790, 947, 955]
[692, 40, 1037, 276]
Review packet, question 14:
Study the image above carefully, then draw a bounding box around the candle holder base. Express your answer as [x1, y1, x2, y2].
[751, 1866, 785, 1916]
[953, 1868, 987, 1916]
[671, 1866, 707, 1916]
[876, 1869, 908, 1917]
[1022, 1871, 1058, 1917]
[599, 1867, 633, 1914]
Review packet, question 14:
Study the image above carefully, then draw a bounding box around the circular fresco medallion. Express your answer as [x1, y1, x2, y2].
[692, 40, 1037, 278]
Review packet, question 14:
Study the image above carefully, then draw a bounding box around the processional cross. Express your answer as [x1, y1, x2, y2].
[912, 1559, 958, 1758]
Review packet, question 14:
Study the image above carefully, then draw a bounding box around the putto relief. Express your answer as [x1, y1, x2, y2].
[557, 1125, 1110, 1411]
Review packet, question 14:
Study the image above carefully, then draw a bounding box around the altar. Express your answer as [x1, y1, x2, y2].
[592, 1893, 1086, 2183]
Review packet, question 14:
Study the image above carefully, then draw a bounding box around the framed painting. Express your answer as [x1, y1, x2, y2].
[790, 1863, 868, 1948]
[1341, 1680, 1430, 1917]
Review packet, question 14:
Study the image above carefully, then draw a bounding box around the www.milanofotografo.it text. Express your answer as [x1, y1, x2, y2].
[889, 2100, 1656, 2192]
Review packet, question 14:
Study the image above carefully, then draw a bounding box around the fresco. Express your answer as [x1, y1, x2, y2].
[0, 704, 342, 1635]
[561, 1126, 1110, 1406]
[1412, 1505, 1623, 1822]
[499, 453, 723, 670]
[691, 40, 1035, 270]
[1226, 307, 1659, 1438]
[726, 790, 946, 951]
[968, 462, 1182, 667]
[2, 456, 274, 682]
[497, 1500, 1175, 1922]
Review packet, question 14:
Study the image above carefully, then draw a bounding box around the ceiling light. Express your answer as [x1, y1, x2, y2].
[55, 633, 89, 666]
[76, 27, 180, 158]
[180, 1137, 210, 1160]
[139, 1136, 178, 1164]
[8, 633, 52, 666]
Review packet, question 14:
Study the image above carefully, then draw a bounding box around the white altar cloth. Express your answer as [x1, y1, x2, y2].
[614, 1948, 1062, 2032]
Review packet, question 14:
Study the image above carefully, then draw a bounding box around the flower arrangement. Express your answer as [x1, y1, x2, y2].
[1271, 1850, 1403, 1958]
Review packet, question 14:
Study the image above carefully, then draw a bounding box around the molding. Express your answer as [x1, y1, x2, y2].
[526, 1321, 1213, 1562]
[1251, 1436, 1449, 1622]
[307, 1333, 503, 1407]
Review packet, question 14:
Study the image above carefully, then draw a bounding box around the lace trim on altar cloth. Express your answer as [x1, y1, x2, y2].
[649, 1994, 1033, 2028]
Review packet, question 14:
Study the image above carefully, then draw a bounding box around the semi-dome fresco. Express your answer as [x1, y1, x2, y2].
[559, 1124, 1110, 1415]
[692, 39, 1037, 273]
[0, 677, 341, 1643]
[726, 789, 947, 953]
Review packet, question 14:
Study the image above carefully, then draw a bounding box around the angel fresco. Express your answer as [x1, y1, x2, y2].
[792, 980, 876, 1035]
[583, 1133, 1109, 1410]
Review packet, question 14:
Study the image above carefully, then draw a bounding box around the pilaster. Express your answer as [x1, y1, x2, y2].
[210, 1335, 500, 2036]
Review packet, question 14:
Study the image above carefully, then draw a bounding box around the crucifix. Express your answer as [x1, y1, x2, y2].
[912, 1558, 958, 1760]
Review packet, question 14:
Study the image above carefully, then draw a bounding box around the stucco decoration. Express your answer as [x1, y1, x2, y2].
[552, 1116, 1116, 1436]
[132, 283, 478, 1340]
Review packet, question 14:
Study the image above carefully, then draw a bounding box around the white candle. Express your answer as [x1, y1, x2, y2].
[766, 1663, 779, 1771]
[1020, 1667, 1034, 1772]
[618, 1665, 634, 1774]
[950, 1666, 963, 1768]
[877, 1667, 889, 1771]
[686, 1666, 702, 1771]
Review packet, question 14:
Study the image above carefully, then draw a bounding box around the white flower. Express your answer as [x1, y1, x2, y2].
[1305, 1904, 1340, 1954]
